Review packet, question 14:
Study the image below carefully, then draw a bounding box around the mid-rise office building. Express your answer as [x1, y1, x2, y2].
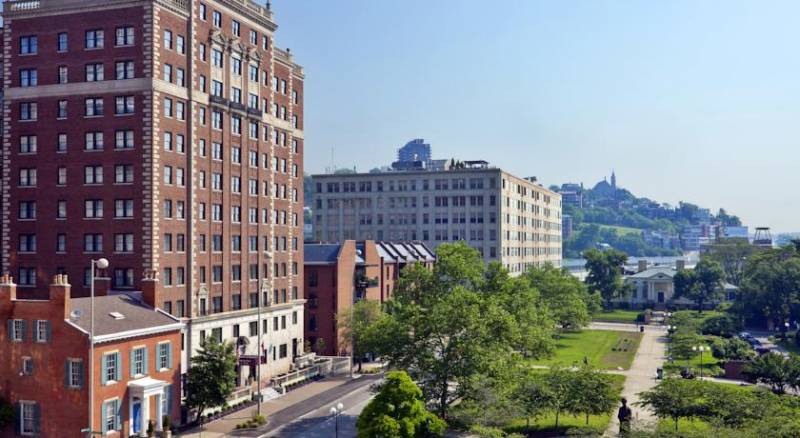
[1, 0, 305, 392]
[311, 162, 562, 273]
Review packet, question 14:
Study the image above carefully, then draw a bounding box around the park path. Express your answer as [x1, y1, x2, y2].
[589, 322, 668, 436]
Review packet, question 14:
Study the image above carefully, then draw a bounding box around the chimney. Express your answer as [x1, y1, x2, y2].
[141, 270, 161, 309]
[49, 274, 71, 320]
[94, 276, 111, 297]
[676, 260, 686, 271]
[637, 260, 648, 273]
[0, 274, 18, 304]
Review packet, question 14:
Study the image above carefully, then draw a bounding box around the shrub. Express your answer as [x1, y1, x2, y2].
[701, 314, 741, 337]
[711, 337, 755, 361]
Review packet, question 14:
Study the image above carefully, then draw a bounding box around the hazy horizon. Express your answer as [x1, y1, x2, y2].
[272, 0, 800, 233]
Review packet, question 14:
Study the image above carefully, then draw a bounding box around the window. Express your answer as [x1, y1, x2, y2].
[67, 359, 84, 388]
[212, 142, 222, 160]
[158, 343, 172, 370]
[212, 111, 222, 129]
[163, 132, 173, 151]
[84, 165, 103, 184]
[132, 347, 147, 376]
[115, 96, 134, 115]
[177, 35, 185, 54]
[102, 399, 121, 434]
[176, 101, 185, 120]
[56, 201, 66, 219]
[116, 61, 134, 79]
[163, 30, 173, 50]
[19, 69, 37, 87]
[19, 135, 37, 154]
[84, 234, 103, 252]
[176, 68, 185, 87]
[279, 344, 287, 358]
[115, 130, 134, 149]
[85, 97, 103, 116]
[18, 201, 36, 220]
[103, 352, 120, 384]
[20, 401, 38, 435]
[58, 65, 68, 84]
[19, 169, 37, 187]
[249, 65, 258, 81]
[114, 268, 134, 287]
[163, 63, 172, 82]
[56, 234, 67, 252]
[115, 234, 134, 253]
[21, 356, 34, 376]
[84, 199, 103, 218]
[211, 80, 223, 97]
[164, 97, 173, 117]
[232, 20, 240, 36]
[19, 234, 36, 252]
[199, 2, 207, 20]
[163, 199, 173, 218]
[115, 26, 134, 46]
[115, 199, 134, 218]
[212, 48, 223, 68]
[58, 100, 68, 119]
[232, 57, 242, 75]
[10, 319, 26, 341]
[85, 63, 104, 81]
[57, 133, 68, 152]
[58, 32, 68, 52]
[115, 165, 133, 183]
[213, 10, 222, 28]
[20, 35, 38, 54]
[20, 102, 37, 120]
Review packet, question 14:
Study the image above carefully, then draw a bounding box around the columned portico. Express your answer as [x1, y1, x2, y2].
[128, 377, 167, 437]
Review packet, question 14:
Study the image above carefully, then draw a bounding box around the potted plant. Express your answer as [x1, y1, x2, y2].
[146, 420, 155, 437]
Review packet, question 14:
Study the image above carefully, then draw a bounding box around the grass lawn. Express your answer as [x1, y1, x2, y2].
[505, 374, 626, 437]
[664, 337, 723, 377]
[592, 309, 641, 324]
[657, 418, 713, 434]
[531, 330, 642, 370]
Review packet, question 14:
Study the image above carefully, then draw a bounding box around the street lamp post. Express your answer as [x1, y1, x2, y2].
[692, 345, 709, 379]
[329, 402, 344, 438]
[87, 258, 109, 437]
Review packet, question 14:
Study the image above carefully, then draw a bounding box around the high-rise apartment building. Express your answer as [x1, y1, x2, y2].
[1, 0, 305, 382]
[311, 162, 562, 274]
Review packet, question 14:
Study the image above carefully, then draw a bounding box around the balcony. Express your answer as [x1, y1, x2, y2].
[209, 95, 229, 107]
[354, 273, 379, 289]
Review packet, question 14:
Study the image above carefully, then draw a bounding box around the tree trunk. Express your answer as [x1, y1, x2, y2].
[555, 410, 560, 428]
[674, 417, 679, 431]
[586, 412, 589, 425]
[438, 381, 449, 419]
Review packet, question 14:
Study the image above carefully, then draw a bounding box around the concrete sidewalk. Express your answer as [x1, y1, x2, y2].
[589, 322, 668, 436]
[179, 375, 380, 437]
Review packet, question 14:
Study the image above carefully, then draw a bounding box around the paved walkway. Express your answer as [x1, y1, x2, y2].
[179, 374, 381, 437]
[589, 322, 668, 436]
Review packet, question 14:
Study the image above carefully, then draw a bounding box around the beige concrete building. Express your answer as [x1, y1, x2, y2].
[311, 162, 561, 274]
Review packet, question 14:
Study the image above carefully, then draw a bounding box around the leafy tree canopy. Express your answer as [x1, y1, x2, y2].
[185, 337, 238, 420]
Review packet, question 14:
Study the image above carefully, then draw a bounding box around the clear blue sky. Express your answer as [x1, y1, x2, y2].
[271, 0, 800, 232]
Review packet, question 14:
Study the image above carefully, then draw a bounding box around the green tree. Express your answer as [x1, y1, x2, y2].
[673, 259, 724, 312]
[637, 378, 705, 431]
[705, 238, 755, 286]
[743, 352, 795, 394]
[739, 247, 800, 331]
[338, 299, 385, 371]
[540, 366, 577, 429]
[525, 264, 598, 330]
[0, 397, 14, 431]
[364, 243, 554, 419]
[710, 337, 755, 361]
[584, 248, 630, 307]
[513, 373, 554, 428]
[356, 371, 446, 438]
[185, 337, 238, 421]
[571, 366, 619, 425]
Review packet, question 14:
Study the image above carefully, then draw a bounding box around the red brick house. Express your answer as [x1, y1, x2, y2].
[303, 241, 435, 357]
[0, 273, 182, 437]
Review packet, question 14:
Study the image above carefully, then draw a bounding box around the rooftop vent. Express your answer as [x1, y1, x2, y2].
[109, 312, 125, 320]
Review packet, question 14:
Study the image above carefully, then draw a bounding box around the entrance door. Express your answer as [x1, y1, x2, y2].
[658, 292, 665, 303]
[292, 338, 298, 358]
[132, 400, 142, 434]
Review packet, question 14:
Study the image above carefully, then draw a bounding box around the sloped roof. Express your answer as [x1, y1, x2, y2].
[69, 294, 181, 341]
[627, 267, 677, 279]
[304, 244, 342, 264]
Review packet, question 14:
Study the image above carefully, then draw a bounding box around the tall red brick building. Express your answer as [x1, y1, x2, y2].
[1, 0, 305, 391]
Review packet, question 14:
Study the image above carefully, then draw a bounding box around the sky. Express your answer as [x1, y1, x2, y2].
[270, 0, 800, 232]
